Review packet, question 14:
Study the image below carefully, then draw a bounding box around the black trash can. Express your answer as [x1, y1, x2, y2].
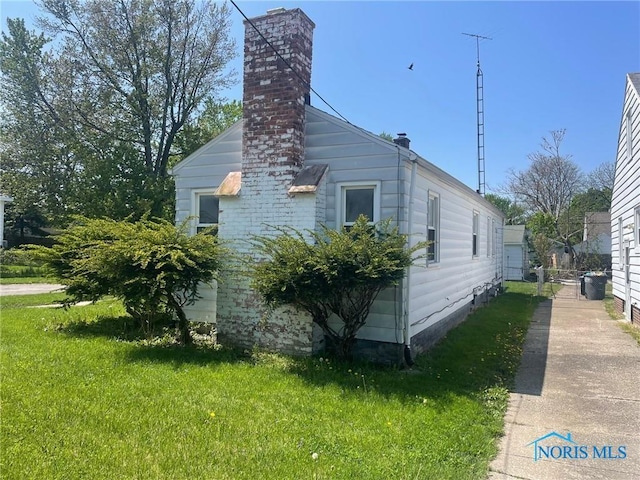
[584, 274, 607, 300]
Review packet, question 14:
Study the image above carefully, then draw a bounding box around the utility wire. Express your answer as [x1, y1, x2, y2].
[229, 0, 351, 124]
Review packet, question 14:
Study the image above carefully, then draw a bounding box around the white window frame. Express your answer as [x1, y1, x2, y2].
[492, 219, 497, 257]
[486, 217, 491, 257]
[191, 189, 219, 235]
[618, 216, 624, 269]
[472, 210, 479, 257]
[336, 181, 381, 228]
[427, 191, 440, 265]
[635, 206, 640, 252]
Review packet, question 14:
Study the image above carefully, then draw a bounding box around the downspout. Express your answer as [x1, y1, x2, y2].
[403, 153, 418, 366]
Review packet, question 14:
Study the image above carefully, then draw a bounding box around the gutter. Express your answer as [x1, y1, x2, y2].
[403, 152, 418, 366]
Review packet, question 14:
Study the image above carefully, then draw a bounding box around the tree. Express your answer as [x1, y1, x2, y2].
[0, 18, 79, 227]
[379, 132, 394, 142]
[484, 194, 526, 225]
[251, 216, 427, 360]
[507, 129, 584, 264]
[1, 0, 236, 221]
[29, 217, 225, 344]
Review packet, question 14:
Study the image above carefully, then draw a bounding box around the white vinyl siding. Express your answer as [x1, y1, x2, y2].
[611, 74, 640, 322]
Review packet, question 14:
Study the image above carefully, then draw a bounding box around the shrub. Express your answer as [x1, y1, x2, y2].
[251, 216, 426, 360]
[29, 217, 225, 343]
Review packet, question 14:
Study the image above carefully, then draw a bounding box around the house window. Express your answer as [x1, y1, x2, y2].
[472, 211, 479, 257]
[487, 217, 491, 257]
[427, 192, 440, 263]
[492, 219, 497, 257]
[338, 182, 380, 228]
[618, 216, 624, 269]
[635, 206, 640, 250]
[194, 191, 219, 234]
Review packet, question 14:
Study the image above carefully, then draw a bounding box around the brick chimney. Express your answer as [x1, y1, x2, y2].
[242, 8, 315, 182]
[215, 8, 322, 356]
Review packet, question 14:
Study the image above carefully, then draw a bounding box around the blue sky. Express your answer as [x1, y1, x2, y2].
[2, 1, 639, 193]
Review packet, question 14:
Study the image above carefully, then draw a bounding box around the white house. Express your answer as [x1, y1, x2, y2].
[503, 225, 528, 280]
[171, 8, 505, 364]
[611, 73, 640, 325]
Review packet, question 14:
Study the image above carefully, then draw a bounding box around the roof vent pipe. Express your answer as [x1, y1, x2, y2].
[393, 133, 410, 149]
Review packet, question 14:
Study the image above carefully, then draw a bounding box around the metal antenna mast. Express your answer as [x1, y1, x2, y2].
[462, 32, 492, 196]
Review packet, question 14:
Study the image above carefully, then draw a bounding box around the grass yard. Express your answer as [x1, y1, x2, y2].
[1, 282, 547, 480]
[602, 282, 640, 345]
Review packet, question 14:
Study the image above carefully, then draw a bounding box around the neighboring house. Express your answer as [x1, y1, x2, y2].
[503, 225, 529, 280]
[171, 8, 505, 364]
[611, 73, 640, 325]
[574, 211, 611, 271]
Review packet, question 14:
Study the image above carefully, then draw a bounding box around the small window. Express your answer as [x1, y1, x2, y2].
[492, 219, 496, 257]
[194, 192, 219, 234]
[486, 217, 491, 257]
[427, 192, 440, 264]
[339, 183, 380, 228]
[472, 211, 479, 257]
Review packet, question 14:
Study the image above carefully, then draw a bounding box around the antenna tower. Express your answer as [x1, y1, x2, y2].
[462, 33, 491, 196]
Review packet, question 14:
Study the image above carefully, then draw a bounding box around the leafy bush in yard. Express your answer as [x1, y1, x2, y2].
[251, 216, 427, 360]
[29, 217, 224, 343]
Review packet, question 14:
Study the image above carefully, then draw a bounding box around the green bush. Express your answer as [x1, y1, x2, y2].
[251, 216, 426, 360]
[29, 217, 225, 343]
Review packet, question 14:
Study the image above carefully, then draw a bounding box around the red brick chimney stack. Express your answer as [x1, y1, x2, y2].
[242, 8, 315, 180]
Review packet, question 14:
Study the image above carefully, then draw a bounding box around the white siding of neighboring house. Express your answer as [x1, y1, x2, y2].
[611, 73, 640, 323]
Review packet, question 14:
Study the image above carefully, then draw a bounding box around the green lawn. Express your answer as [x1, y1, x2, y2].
[0, 276, 52, 285]
[0, 282, 547, 480]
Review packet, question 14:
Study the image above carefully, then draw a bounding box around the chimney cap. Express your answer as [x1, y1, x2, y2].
[267, 7, 287, 15]
[397, 132, 407, 137]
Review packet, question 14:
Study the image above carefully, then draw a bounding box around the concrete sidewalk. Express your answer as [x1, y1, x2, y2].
[0, 283, 65, 296]
[489, 284, 640, 480]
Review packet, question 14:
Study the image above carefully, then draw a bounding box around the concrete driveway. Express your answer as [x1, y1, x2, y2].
[0, 284, 65, 296]
[488, 283, 640, 479]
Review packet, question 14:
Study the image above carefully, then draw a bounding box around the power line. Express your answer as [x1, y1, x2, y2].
[229, 0, 351, 124]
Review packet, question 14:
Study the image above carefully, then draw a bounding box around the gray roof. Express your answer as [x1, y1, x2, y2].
[629, 73, 640, 95]
[503, 224, 526, 244]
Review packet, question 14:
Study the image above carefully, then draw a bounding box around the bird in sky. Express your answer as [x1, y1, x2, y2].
[408, 63, 414, 70]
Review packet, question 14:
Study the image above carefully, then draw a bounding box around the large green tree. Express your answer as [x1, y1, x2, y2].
[484, 194, 526, 225]
[1, 0, 236, 225]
